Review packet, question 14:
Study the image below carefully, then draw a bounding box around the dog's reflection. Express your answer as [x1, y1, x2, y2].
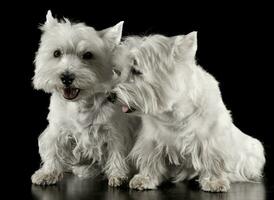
[181, 181, 266, 200]
[32, 175, 266, 200]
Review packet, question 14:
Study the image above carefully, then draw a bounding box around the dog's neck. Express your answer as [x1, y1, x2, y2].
[51, 91, 112, 130]
[147, 65, 204, 130]
[148, 64, 223, 134]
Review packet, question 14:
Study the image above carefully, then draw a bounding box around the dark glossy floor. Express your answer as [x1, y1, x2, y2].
[30, 174, 273, 200]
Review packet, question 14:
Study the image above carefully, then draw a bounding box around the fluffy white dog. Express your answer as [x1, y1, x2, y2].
[109, 32, 266, 192]
[31, 11, 137, 187]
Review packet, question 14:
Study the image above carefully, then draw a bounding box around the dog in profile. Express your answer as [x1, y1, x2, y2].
[109, 32, 265, 192]
[31, 11, 136, 187]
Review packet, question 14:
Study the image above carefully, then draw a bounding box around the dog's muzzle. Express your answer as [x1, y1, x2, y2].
[106, 92, 136, 113]
[59, 72, 80, 100]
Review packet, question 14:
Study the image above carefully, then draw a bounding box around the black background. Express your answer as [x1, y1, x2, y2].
[3, 1, 273, 199]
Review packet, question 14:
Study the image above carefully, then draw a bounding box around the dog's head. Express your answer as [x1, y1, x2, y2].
[109, 32, 197, 115]
[33, 10, 123, 101]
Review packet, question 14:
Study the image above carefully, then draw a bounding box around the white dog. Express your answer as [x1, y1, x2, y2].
[109, 32, 266, 192]
[31, 11, 137, 187]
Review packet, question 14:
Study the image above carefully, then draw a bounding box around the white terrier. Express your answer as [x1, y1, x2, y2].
[31, 11, 137, 187]
[109, 32, 265, 192]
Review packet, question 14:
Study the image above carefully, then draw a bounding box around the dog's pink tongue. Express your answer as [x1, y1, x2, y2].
[122, 105, 129, 113]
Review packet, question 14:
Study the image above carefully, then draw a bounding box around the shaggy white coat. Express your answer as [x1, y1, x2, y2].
[111, 32, 265, 192]
[31, 11, 137, 187]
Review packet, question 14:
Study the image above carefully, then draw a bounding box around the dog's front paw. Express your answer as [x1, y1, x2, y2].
[31, 169, 62, 186]
[129, 174, 157, 190]
[108, 176, 128, 187]
[200, 178, 230, 192]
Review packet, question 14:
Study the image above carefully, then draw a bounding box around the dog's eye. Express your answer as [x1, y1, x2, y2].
[113, 69, 121, 76]
[131, 67, 142, 76]
[53, 50, 62, 58]
[82, 52, 93, 60]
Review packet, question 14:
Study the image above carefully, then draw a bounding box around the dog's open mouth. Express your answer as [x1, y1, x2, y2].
[62, 87, 80, 100]
[121, 105, 136, 113]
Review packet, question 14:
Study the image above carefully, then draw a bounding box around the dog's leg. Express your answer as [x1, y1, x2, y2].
[129, 136, 166, 190]
[31, 126, 65, 185]
[194, 136, 231, 192]
[199, 171, 230, 192]
[197, 122, 264, 192]
[104, 141, 129, 187]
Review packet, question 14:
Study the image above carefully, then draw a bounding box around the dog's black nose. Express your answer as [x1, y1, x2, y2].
[60, 72, 75, 87]
[107, 92, 117, 103]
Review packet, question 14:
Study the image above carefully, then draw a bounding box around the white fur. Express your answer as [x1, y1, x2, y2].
[111, 32, 265, 192]
[31, 11, 137, 187]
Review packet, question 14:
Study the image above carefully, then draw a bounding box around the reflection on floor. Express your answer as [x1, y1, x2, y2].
[31, 174, 268, 200]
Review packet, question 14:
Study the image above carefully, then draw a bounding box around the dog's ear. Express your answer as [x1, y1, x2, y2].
[99, 21, 124, 50]
[40, 10, 58, 31]
[172, 31, 197, 61]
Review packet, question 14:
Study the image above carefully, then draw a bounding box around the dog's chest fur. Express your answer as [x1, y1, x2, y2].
[49, 93, 113, 165]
